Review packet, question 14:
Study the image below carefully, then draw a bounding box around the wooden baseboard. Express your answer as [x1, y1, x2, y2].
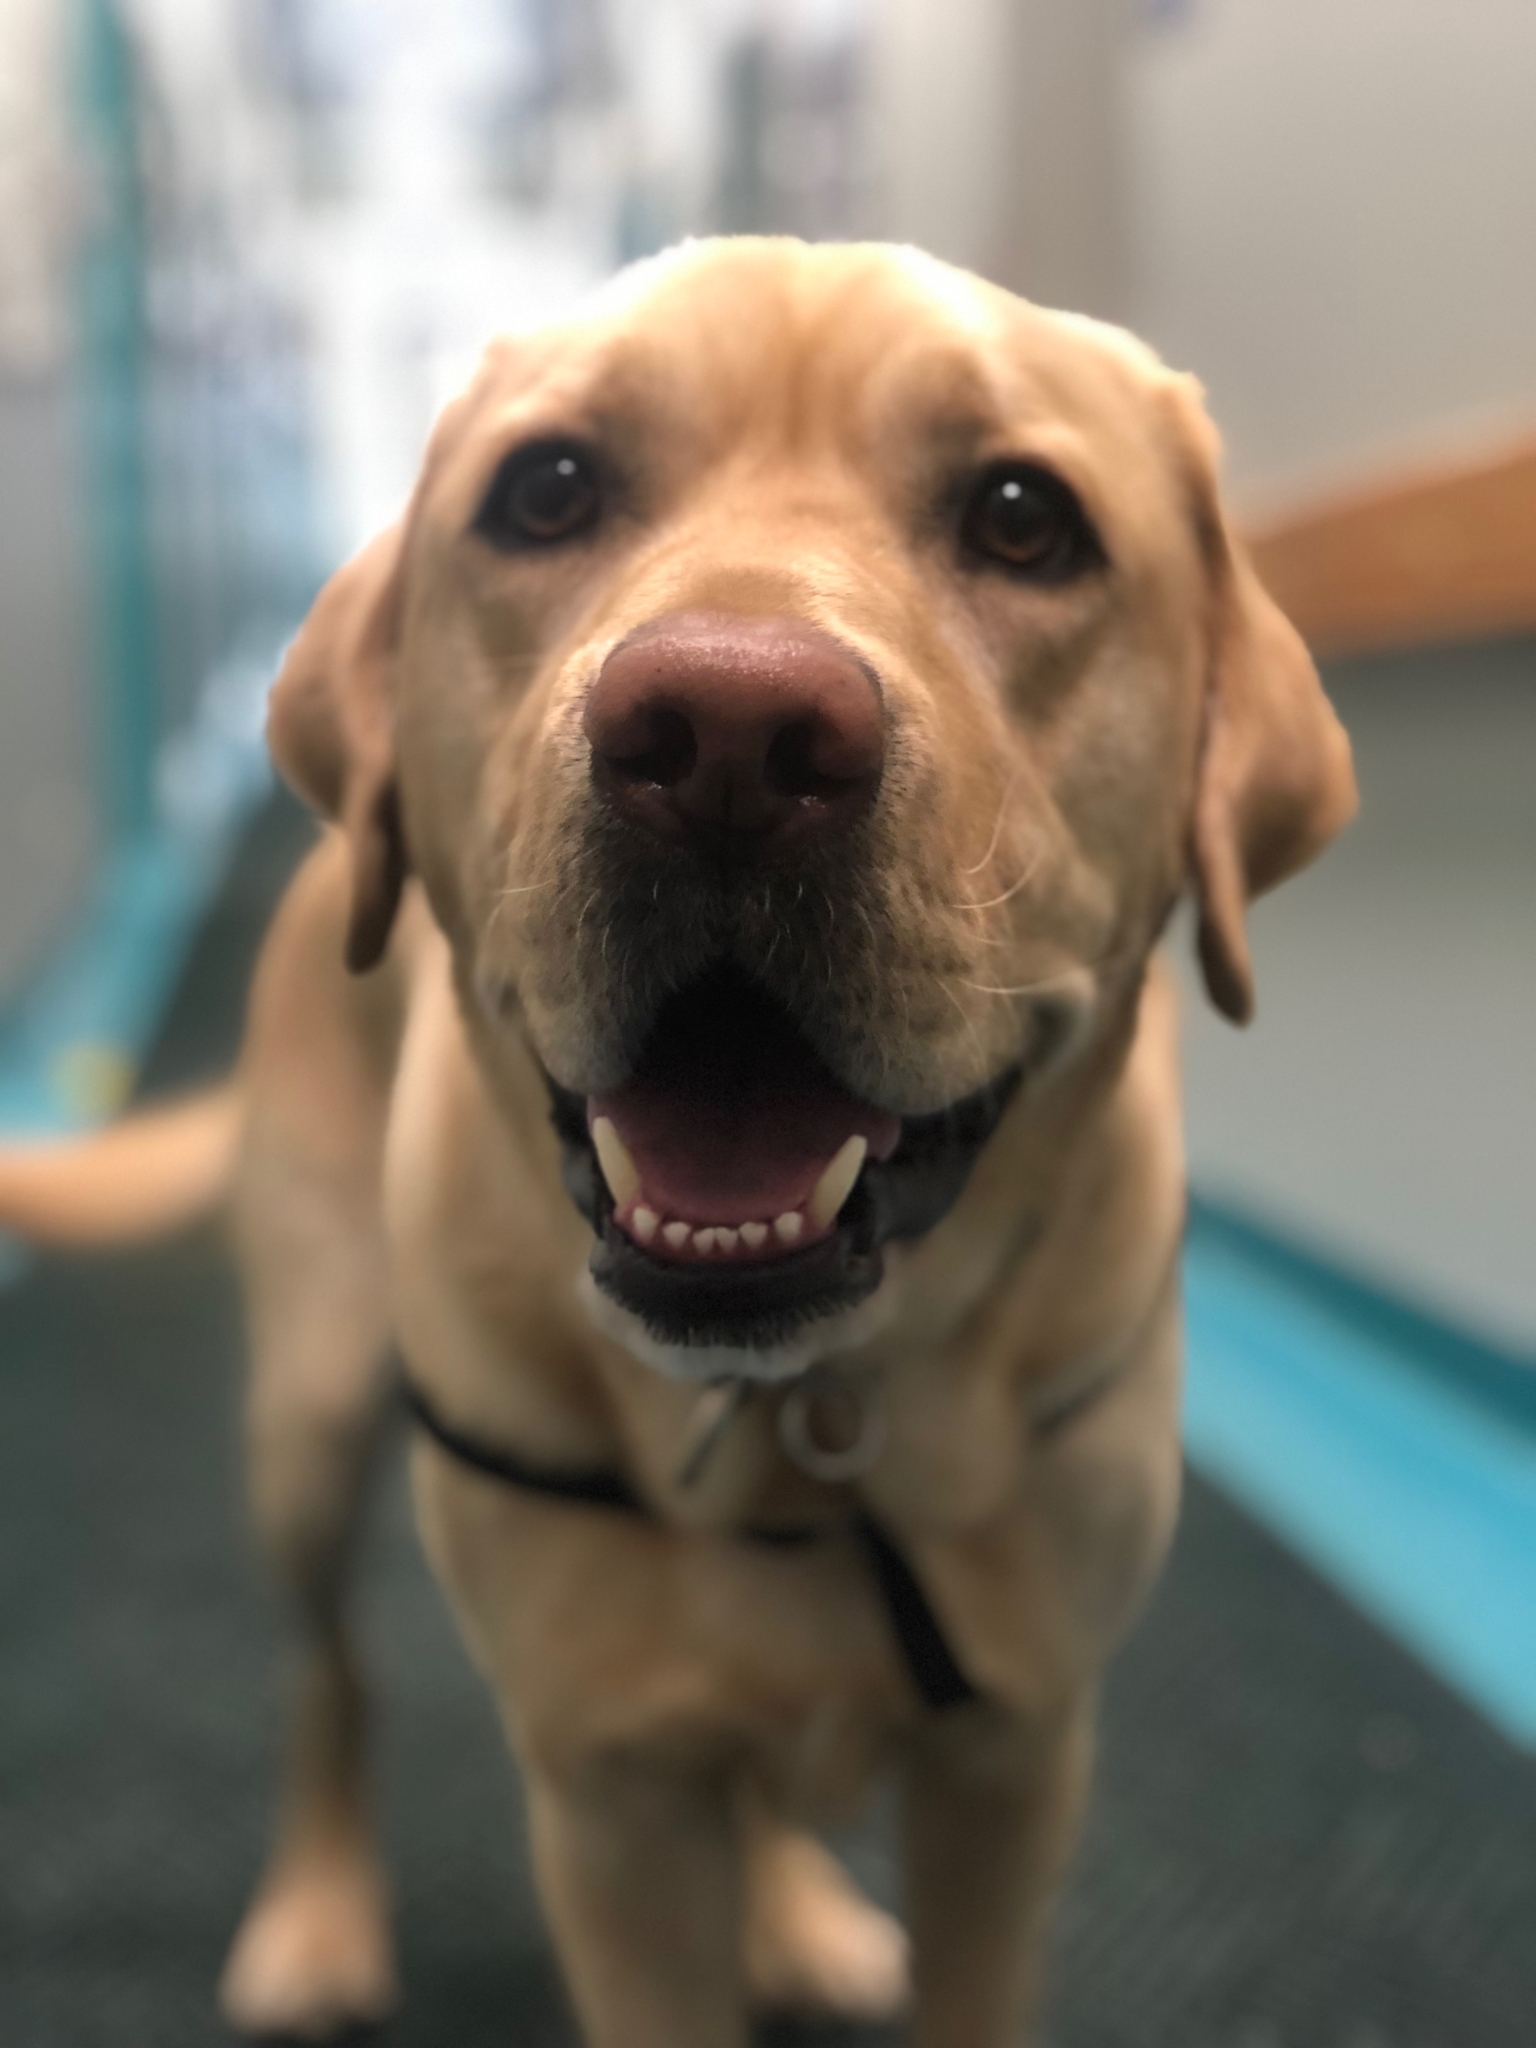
[1246, 431, 1536, 659]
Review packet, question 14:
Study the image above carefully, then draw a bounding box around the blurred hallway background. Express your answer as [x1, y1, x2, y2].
[2, 3, 1533, 2043]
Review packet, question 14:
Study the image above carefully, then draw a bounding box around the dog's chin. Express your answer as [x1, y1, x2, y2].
[577, 1267, 901, 1384]
[542, 968, 1023, 1370]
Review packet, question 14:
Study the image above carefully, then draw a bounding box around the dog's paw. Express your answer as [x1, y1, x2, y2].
[219, 1853, 398, 2041]
[744, 1828, 911, 2023]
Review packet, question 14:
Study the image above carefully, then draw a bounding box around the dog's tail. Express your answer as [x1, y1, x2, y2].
[0, 1083, 241, 1249]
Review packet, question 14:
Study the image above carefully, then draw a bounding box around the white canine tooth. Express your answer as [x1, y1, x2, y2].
[631, 1205, 658, 1245]
[664, 1221, 692, 1249]
[808, 1135, 867, 1228]
[591, 1117, 640, 1209]
[714, 1227, 739, 1254]
[774, 1211, 804, 1245]
[740, 1221, 768, 1251]
[693, 1228, 717, 1254]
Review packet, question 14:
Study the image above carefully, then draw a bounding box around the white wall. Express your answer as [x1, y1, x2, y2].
[1128, 0, 1536, 507]
[868, 0, 1131, 320]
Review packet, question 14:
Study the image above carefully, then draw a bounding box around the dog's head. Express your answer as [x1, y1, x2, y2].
[270, 240, 1354, 1373]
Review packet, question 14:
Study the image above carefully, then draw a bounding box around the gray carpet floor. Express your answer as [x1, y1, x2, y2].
[4, 793, 1534, 2048]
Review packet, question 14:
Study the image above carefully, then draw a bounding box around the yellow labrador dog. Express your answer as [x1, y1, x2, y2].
[2, 238, 1354, 2045]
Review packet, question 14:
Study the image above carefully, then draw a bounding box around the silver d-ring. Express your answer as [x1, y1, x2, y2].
[777, 1372, 886, 1483]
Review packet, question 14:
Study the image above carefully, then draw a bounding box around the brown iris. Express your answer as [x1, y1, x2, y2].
[475, 441, 602, 549]
[960, 462, 1104, 582]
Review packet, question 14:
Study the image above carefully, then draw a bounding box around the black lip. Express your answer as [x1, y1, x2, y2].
[547, 1062, 1022, 1351]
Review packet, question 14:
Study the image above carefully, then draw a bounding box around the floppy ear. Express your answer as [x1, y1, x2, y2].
[1171, 381, 1358, 1023]
[267, 526, 409, 972]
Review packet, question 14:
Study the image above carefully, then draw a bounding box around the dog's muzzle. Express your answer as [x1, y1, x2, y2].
[540, 611, 1023, 1362]
[545, 969, 1021, 1358]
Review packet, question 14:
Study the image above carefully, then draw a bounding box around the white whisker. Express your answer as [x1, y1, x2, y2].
[959, 972, 1082, 999]
[938, 977, 987, 1074]
[958, 945, 1136, 1000]
[950, 841, 1044, 914]
[958, 770, 1018, 877]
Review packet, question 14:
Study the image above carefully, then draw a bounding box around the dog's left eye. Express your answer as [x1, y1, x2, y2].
[960, 462, 1104, 582]
[474, 442, 602, 549]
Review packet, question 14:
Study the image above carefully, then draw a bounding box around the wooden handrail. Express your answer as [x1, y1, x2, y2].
[1247, 431, 1536, 659]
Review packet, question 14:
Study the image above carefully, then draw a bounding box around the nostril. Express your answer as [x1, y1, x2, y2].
[765, 720, 871, 802]
[599, 706, 696, 788]
[585, 612, 884, 852]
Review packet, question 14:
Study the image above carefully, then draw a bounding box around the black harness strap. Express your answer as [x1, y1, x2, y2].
[852, 1513, 978, 1712]
[402, 1378, 646, 1514]
[402, 1378, 978, 1713]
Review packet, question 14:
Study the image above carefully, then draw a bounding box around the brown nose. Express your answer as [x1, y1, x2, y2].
[583, 612, 884, 857]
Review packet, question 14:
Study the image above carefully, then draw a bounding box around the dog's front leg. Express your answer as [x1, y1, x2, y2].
[902, 1696, 1094, 2048]
[526, 1754, 749, 2048]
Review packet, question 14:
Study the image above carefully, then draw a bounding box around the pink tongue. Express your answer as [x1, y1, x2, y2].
[590, 1076, 899, 1228]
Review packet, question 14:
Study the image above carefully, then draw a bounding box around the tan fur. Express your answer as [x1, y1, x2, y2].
[8, 240, 1354, 2044]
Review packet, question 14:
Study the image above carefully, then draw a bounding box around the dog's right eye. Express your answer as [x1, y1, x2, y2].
[474, 442, 602, 550]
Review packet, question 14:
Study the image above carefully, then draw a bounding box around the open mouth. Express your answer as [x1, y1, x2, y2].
[546, 968, 1022, 1353]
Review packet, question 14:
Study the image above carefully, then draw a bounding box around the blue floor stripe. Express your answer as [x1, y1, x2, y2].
[1184, 1208, 1536, 1748]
